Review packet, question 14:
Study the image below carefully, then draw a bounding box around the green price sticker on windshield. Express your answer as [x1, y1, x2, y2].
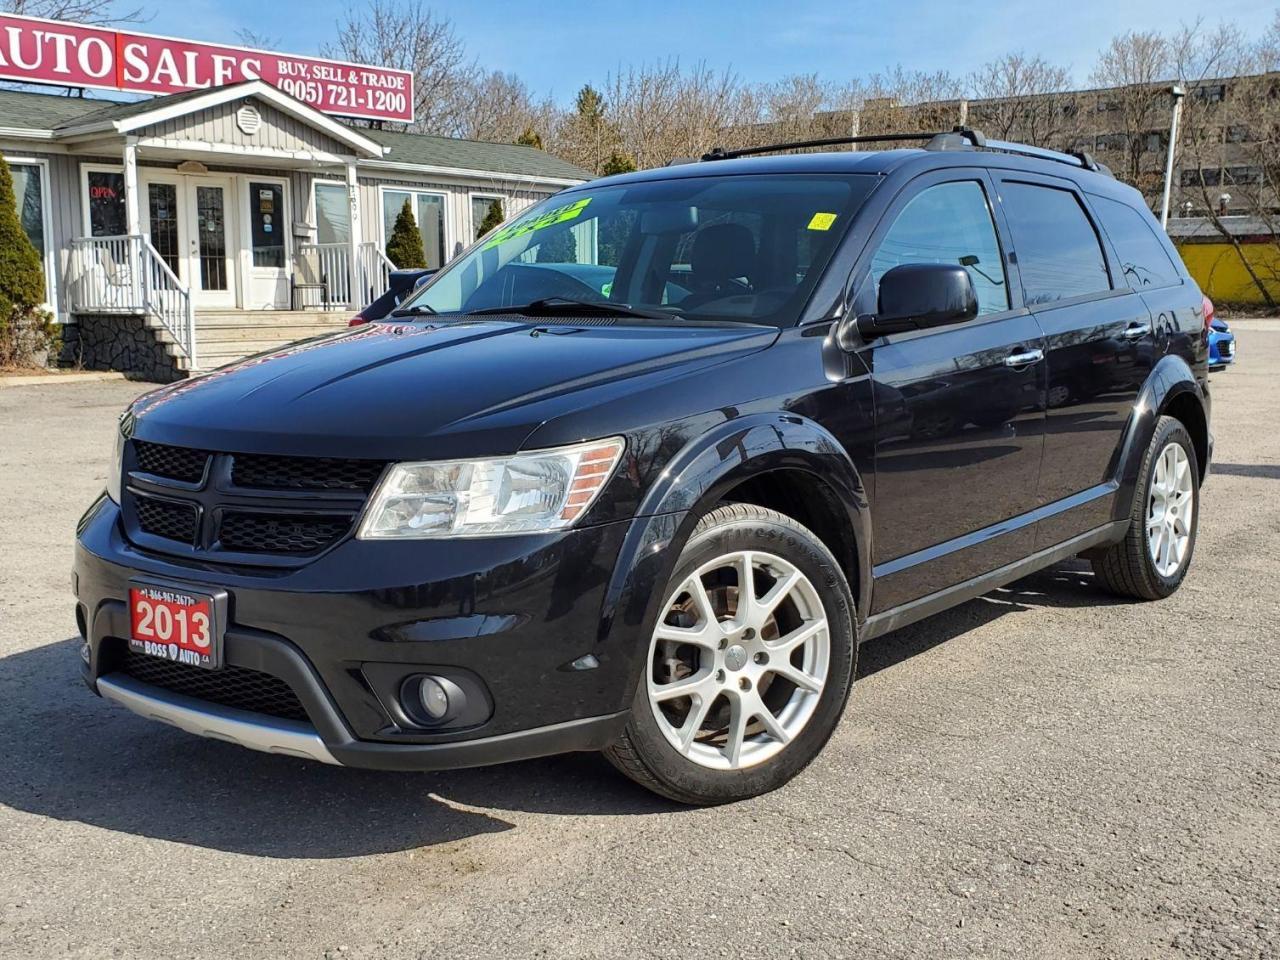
[483, 197, 593, 249]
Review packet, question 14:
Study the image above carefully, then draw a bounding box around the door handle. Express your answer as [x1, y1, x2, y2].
[1004, 348, 1044, 368]
[1120, 322, 1151, 341]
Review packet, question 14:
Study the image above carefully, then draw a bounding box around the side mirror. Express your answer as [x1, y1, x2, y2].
[849, 263, 979, 343]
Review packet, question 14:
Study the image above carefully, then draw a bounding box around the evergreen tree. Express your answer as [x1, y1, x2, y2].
[515, 126, 544, 150]
[385, 199, 427, 269]
[476, 198, 505, 239]
[601, 151, 638, 176]
[0, 154, 54, 367]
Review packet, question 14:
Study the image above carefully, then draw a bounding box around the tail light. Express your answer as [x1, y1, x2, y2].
[1202, 295, 1216, 334]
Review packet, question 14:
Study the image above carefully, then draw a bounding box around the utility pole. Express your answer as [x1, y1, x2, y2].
[1159, 84, 1186, 230]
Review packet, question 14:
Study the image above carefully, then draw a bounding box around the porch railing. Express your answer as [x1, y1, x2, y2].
[358, 242, 397, 305]
[67, 235, 196, 366]
[295, 241, 399, 310]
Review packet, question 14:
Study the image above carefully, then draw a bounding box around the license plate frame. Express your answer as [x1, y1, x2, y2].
[127, 579, 228, 671]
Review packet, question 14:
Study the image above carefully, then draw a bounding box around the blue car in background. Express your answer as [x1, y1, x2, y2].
[1206, 297, 1236, 370]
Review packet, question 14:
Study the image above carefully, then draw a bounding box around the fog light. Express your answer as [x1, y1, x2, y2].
[401, 673, 467, 726]
[419, 676, 450, 720]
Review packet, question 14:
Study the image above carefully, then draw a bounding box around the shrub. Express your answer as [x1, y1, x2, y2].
[476, 199, 505, 239]
[385, 199, 427, 269]
[602, 151, 638, 176]
[0, 154, 55, 367]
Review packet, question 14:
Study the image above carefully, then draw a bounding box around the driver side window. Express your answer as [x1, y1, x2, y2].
[870, 180, 1009, 317]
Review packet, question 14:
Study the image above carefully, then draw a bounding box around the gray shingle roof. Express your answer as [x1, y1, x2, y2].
[0, 87, 115, 128]
[363, 127, 589, 181]
[0, 85, 590, 182]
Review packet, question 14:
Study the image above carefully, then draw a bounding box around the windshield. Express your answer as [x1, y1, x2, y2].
[398, 173, 879, 327]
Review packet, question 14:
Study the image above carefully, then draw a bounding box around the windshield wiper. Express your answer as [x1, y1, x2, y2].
[466, 297, 677, 321]
[390, 303, 437, 317]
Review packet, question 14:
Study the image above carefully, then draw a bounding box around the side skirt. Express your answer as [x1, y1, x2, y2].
[860, 520, 1128, 643]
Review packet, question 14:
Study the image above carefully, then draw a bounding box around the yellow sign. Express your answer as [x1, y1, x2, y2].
[483, 197, 593, 249]
[807, 212, 838, 231]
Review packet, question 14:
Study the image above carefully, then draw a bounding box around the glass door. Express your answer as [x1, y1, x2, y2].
[146, 181, 181, 279]
[186, 177, 236, 308]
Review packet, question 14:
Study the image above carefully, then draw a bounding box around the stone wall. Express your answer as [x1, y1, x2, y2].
[60, 315, 186, 383]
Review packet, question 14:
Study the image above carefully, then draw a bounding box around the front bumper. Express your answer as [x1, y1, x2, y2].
[74, 497, 668, 770]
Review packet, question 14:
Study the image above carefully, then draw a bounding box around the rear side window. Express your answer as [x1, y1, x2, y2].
[1089, 194, 1182, 290]
[1000, 181, 1111, 304]
[870, 180, 1009, 316]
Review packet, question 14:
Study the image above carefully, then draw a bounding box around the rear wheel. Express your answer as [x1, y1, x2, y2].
[1092, 416, 1199, 600]
[604, 504, 856, 804]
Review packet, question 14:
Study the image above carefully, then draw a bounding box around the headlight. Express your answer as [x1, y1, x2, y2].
[358, 437, 626, 539]
[106, 411, 129, 504]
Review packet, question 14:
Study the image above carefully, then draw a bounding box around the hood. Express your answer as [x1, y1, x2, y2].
[130, 320, 777, 459]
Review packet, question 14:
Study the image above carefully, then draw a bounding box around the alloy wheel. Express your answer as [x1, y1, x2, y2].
[646, 550, 830, 770]
[1146, 441, 1194, 578]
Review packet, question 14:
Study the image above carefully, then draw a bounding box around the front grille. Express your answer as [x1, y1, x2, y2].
[135, 496, 198, 545]
[125, 441, 372, 561]
[117, 649, 309, 722]
[231, 453, 386, 492]
[134, 440, 210, 483]
[218, 511, 351, 554]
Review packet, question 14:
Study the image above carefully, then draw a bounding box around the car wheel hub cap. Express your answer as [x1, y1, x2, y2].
[1147, 441, 1194, 578]
[646, 549, 830, 771]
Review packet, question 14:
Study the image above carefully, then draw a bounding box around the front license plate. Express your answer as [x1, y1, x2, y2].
[128, 583, 222, 670]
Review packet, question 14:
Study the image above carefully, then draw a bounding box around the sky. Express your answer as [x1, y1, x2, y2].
[141, 0, 1275, 104]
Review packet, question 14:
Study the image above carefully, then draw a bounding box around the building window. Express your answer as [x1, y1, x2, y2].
[1225, 124, 1251, 144]
[249, 181, 285, 268]
[1181, 168, 1222, 188]
[1194, 83, 1225, 103]
[10, 163, 45, 258]
[1225, 166, 1262, 186]
[314, 182, 350, 244]
[147, 182, 180, 277]
[471, 195, 505, 240]
[87, 170, 126, 237]
[381, 189, 446, 269]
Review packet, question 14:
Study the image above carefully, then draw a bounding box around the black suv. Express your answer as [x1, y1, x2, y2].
[74, 130, 1212, 805]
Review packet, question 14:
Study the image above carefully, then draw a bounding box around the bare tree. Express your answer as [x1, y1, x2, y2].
[234, 28, 282, 50]
[601, 59, 754, 168]
[1172, 20, 1277, 308]
[967, 53, 1083, 148]
[1089, 30, 1173, 194]
[455, 70, 557, 145]
[0, 0, 144, 24]
[324, 0, 478, 135]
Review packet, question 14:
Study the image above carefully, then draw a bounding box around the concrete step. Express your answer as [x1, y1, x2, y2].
[197, 336, 341, 358]
[195, 311, 351, 326]
[197, 323, 350, 343]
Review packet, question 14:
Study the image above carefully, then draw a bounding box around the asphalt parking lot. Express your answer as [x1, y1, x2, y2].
[1, 324, 1277, 960]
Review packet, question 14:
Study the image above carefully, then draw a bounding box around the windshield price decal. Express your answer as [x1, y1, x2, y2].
[483, 197, 592, 250]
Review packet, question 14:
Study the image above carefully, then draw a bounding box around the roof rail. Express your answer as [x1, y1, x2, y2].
[700, 127, 985, 162]
[981, 138, 1114, 176]
[700, 126, 1115, 178]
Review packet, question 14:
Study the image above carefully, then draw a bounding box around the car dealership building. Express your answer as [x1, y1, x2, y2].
[0, 15, 589, 379]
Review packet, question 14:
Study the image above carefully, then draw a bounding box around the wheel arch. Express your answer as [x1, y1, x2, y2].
[599, 413, 872, 658]
[1111, 354, 1209, 522]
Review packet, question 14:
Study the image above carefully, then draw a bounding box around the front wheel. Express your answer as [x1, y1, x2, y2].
[604, 504, 857, 805]
[1091, 415, 1200, 600]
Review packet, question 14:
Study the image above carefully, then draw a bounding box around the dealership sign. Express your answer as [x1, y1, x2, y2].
[0, 13, 414, 123]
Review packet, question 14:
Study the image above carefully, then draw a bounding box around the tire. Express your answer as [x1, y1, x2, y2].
[604, 504, 857, 805]
[1091, 415, 1200, 600]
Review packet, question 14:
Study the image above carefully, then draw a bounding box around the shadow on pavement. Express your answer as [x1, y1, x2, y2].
[2, 559, 1113, 857]
[1210, 462, 1280, 480]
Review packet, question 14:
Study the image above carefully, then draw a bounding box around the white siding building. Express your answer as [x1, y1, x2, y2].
[0, 80, 590, 378]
